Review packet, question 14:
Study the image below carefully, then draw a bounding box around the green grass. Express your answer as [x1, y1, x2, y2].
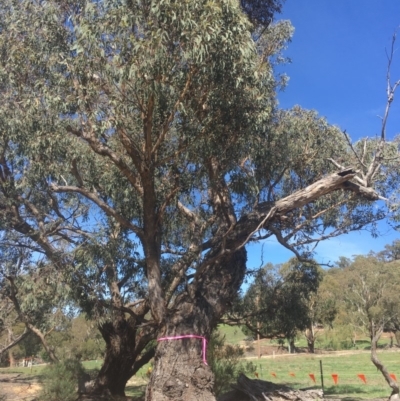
[125, 384, 146, 398]
[0, 365, 46, 375]
[82, 359, 103, 370]
[218, 324, 247, 344]
[216, 324, 399, 398]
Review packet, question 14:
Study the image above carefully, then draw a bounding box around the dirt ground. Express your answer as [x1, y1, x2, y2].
[0, 373, 42, 401]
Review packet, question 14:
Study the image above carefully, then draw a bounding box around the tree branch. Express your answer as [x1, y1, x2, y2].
[49, 183, 144, 240]
[0, 330, 29, 357]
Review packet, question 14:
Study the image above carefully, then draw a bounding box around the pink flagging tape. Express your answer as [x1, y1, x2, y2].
[157, 335, 208, 365]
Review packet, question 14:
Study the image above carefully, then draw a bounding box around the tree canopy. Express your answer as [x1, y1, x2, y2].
[0, 0, 399, 399]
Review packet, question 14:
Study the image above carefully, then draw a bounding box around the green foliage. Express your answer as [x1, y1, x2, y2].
[208, 330, 253, 396]
[16, 332, 42, 360]
[329, 255, 400, 339]
[319, 244, 400, 366]
[240, 259, 323, 342]
[240, 0, 283, 27]
[376, 239, 400, 262]
[318, 326, 355, 351]
[39, 359, 87, 401]
[56, 315, 105, 361]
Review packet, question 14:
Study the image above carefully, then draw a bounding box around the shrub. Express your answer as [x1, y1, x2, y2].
[318, 326, 355, 351]
[39, 359, 88, 401]
[209, 330, 254, 396]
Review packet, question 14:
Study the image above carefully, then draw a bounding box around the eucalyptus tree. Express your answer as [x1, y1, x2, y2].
[303, 273, 337, 353]
[0, 0, 399, 400]
[237, 259, 336, 353]
[237, 259, 322, 353]
[376, 239, 400, 262]
[339, 256, 400, 400]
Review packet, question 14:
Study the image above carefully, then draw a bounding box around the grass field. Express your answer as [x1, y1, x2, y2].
[216, 324, 399, 399]
[217, 324, 248, 344]
[244, 351, 400, 399]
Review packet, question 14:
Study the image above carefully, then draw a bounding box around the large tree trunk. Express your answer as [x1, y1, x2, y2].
[92, 317, 154, 397]
[146, 248, 247, 401]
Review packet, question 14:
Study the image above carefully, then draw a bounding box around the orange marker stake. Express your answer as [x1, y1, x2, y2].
[357, 374, 367, 384]
[271, 372, 277, 378]
[309, 373, 316, 384]
[289, 372, 296, 377]
[390, 374, 397, 382]
[332, 374, 338, 385]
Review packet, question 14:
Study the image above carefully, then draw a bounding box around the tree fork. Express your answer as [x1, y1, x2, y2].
[91, 318, 155, 397]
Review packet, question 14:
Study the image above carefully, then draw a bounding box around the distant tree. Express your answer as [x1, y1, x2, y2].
[0, 310, 29, 366]
[334, 256, 353, 269]
[237, 259, 322, 353]
[340, 256, 400, 400]
[377, 239, 400, 262]
[67, 315, 105, 361]
[302, 270, 337, 353]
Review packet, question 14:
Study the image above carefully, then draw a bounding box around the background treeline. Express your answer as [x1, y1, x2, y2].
[0, 315, 104, 367]
[229, 239, 400, 354]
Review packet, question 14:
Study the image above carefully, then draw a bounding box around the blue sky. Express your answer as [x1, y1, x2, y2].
[246, 0, 400, 269]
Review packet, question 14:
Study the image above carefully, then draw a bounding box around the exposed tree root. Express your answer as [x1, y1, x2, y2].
[218, 374, 323, 401]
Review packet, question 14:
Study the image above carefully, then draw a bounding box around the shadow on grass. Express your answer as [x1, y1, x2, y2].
[325, 398, 364, 401]
[324, 384, 372, 396]
[299, 385, 323, 391]
[0, 373, 44, 383]
[125, 384, 146, 399]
